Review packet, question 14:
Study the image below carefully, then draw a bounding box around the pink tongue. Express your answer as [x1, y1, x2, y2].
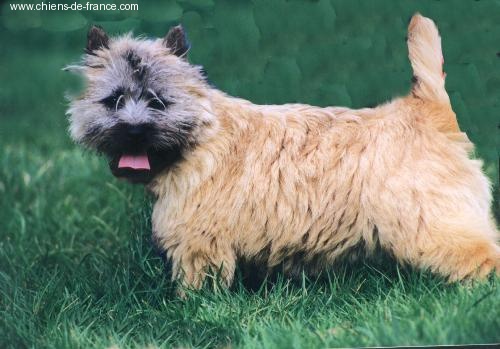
[118, 154, 150, 170]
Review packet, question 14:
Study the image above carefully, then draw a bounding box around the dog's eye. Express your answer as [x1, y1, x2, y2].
[144, 90, 171, 111]
[148, 98, 166, 110]
[100, 90, 125, 111]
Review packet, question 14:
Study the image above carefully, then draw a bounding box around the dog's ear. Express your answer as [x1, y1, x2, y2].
[163, 25, 190, 57]
[86, 25, 109, 54]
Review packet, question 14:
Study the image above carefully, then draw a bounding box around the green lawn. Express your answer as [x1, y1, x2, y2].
[1, 1, 499, 348]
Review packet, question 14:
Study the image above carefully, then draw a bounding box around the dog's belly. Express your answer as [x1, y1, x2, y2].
[231, 182, 378, 274]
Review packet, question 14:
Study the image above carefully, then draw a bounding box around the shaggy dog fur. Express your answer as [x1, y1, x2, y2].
[67, 14, 500, 291]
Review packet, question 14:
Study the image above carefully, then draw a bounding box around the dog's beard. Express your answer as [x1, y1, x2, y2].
[84, 122, 190, 183]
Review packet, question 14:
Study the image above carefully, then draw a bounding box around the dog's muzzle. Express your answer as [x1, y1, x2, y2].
[105, 122, 183, 184]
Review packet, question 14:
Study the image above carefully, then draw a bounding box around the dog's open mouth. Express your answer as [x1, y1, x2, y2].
[110, 152, 152, 183]
[107, 146, 183, 184]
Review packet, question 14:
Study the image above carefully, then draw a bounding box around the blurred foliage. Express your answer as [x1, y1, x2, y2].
[0, 0, 498, 208]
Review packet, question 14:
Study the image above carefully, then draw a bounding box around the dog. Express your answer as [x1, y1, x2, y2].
[66, 14, 499, 291]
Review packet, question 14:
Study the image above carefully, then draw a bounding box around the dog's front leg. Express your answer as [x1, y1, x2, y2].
[168, 237, 236, 291]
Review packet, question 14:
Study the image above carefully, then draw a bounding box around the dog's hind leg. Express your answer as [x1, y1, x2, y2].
[369, 168, 500, 281]
[391, 218, 499, 281]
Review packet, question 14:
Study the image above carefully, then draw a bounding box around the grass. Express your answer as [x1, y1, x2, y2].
[1, 7, 500, 348]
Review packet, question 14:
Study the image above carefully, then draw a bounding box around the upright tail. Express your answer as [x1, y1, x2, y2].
[407, 13, 449, 104]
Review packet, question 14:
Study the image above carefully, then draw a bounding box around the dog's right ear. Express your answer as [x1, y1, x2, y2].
[86, 25, 109, 54]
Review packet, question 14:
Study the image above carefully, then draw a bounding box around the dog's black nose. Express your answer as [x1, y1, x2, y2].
[127, 124, 149, 137]
[113, 122, 154, 150]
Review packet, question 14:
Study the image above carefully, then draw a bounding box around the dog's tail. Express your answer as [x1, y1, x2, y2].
[407, 13, 449, 104]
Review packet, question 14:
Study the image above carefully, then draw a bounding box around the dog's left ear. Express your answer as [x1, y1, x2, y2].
[163, 25, 190, 57]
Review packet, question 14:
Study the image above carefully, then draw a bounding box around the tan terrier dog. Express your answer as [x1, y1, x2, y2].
[67, 14, 499, 291]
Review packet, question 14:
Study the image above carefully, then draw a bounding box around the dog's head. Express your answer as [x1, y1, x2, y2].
[66, 25, 214, 183]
